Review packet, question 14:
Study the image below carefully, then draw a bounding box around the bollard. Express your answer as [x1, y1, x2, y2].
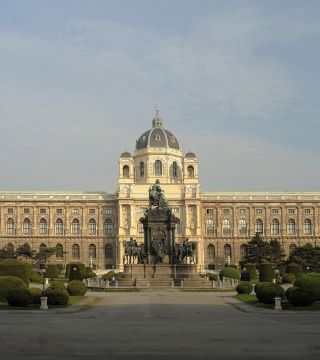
[274, 297, 282, 311]
[115, 280, 119, 288]
[105, 280, 110, 288]
[40, 296, 48, 310]
[212, 281, 216, 288]
[171, 280, 175, 288]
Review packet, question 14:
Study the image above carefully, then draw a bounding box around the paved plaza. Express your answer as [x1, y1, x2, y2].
[0, 291, 319, 360]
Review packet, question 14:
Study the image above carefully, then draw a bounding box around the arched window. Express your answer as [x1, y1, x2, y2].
[239, 219, 247, 235]
[222, 219, 231, 236]
[207, 244, 215, 259]
[56, 244, 63, 259]
[187, 165, 194, 178]
[105, 244, 113, 259]
[6, 218, 15, 235]
[271, 218, 280, 235]
[89, 244, 96, 259]
[304, 219, 312, 235]
[105, 218, 113, 235]
[39, 218, 48, 235]
[55, 218, 64, 235]
[224, 244, 232, 258]
[72, 244, 80, 259]
[172, 161, 178, 177]
[140, 161, 145, 177]
[289, 243, 296, 255]
[72, 219, 80, 235]
[255, 219, 263, 234]
[288, 219, 296, 235]
[88, 219, 97, 235]
[154, 160, 162, 176]
[23, 218, 31, 235]
[240, 244, 248, 260]
[123, 165, 129, 178]
[39, 243, 46, 251]
[7, 242, 14, 254]
[206, 219, 214, 235]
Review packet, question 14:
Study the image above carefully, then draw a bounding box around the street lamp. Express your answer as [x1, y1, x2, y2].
[39, 267, 48, 310]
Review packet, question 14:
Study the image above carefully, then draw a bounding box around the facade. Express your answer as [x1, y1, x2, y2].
[1, 113, 320, 270]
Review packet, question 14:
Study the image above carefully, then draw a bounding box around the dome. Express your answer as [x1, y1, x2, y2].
[185, 152, 196, 158]
[120, 151, 132, 158]
[135, 115, 180, 151]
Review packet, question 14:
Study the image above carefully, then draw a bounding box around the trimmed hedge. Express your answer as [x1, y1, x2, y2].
[286, 263, 303, 277]
[294, 273, 320, 300]
[0, 260, 30, 285]
[219, 267, 240, 280]
[236, 282, 253, 294]
[28, 287, 42, 304]
[245, 264, 257, 280]
[85, 267, 97, 278]
[206, 273, 218, 282]
[48, 281, 66, 290]
[45, 264, 58, 279]
[67, 280, 87, 296]
[0, 276, 27, 301]
[44, 288, 69, 305]
[101, 271, 122, 281]
[7, 288, 32, 307]
[30, 269, 42, 283]
[259, 263, 275, 282]
[287, 287, 314, 307]
[281, 273, 295, 284]
[254, 282, 285, 304]
[66, 263, 86, 281]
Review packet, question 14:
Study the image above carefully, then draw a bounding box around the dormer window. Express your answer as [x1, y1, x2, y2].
[154, 134, 161, 141]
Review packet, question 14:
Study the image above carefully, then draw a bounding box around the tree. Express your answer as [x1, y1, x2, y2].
[288, 244, 320, 271]
[33, 247, 56, 266]
[15, 243, 35, 261]
[0, 247, 16, 260]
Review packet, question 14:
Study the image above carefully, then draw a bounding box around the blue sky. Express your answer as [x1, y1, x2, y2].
[0, 0, 319, 191]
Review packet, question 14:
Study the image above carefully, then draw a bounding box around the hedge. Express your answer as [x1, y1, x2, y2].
[45, 264, 58, 279]
[28, 287, 42, 304]
[287, 287, 314, 307]
[0, 276, 27, 301]
[44, 288, 69, 305]
[66, 263, 86, 281]
[294, 273, 320, 300]
[101, 271, 122, 281]
[7, 288, 32, 307]
[0, 260, 30, 285]
[254, 282, 285, 304]
[286, 263, 303, 277]
[236, 282, 253, 294]
[281, 273, 295, 284]
[67, 280, 87, 296]
[219, 267, 240, 280]
[245, 263, 257, 280]
[30, 269, 42, 283]
[259, 263, 275, 282]
[48, 281, 66, 290]
[85, 267, 97, 278]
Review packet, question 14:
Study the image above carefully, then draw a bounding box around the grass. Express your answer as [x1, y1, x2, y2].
[181, 288, 236, 292]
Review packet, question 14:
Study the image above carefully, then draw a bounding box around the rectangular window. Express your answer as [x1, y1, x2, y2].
[172, 207, 180, 214]
[89, 208, 96, 215]
[56, 208, 63, 214]
[7, 208, 14, 214]
[256, 208, 263, 214]
[288, 208, 295, 214]
[72, 208, 79, 214]
[239, 208, 246, 215]
[40, 208, 46, 214]
[223, 208, 230, 215]
[105, 208, 113, 215]
[304, 209, 311, 214]
[206, 208, 213, 215]
[24, 208, 30, 214]
[138, 223, 144, 233]
[271, 208, 279, 214]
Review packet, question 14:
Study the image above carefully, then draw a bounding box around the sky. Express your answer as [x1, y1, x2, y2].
[0, 0, 319, 192]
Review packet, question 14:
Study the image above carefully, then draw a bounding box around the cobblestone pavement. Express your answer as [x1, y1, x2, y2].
[0, 291, 319, 360]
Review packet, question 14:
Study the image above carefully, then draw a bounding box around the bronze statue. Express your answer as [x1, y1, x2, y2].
[178, 238, 196, 264]
[123, 237, 143, 264]
[149, 179, 169, 208]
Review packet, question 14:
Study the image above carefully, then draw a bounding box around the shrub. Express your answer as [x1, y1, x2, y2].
[282, 273, 295, 284]
[245, 264, 257, 280]
[30, 269, 42, 283]
[44, 288, 69, 305]
[0, 276, 27, 301]
[48, 281, 66, 290]
[45, 264, 58, 279]
[66, 263, 86, 281]
[287, 287, 314, 307]
[294, 273, 320, 300]
[285, 286, 298, 299]
[56, 264, 65, 273]
[28, 287, 42, 304]
[67, 280, 87, 296]
[102, 271, 122, 281]
[259, 263, 275, 282]
[85, 267, 97, 278]
[206, 273, 218, 282]
[236, 282, 253, 294]
[286, 263, 303, 277]
[0, 260, 30, 285]
[219, 267, 240, 280]
[6, 288, 32, 307]
[255, 282, 285, 304]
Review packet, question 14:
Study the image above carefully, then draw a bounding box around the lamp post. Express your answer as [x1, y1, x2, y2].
[40, 267, 48, 310]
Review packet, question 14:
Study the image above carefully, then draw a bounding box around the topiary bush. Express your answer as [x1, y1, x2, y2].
[294, 273, 320, 300]
[285, 286, 298, 300]
[44, 288, 69, 305]
[85, 267, 97, 278]
[259, 263, 275, 282]
[30, 269, 42, 283]
[286, 263, 303, 277]
[236, 282, 253, 294]
[206, 273, 218, 282]
[282, 272, 295, 284]
[67, 280, 87, 296]
[0, 276, 27, 301]
[102, 271, 122, 281]
[245, 263, 257, 280]
[66, 263, 86, 281]
[287, 287, 314, 307]
[48, 281, 66, 290]
[255, 282, 285, 304]
[28, 287, 42, 304]
[45, 264, 58, 279]
[219, 267, 240, 280]
[6, 287, 32, 307]
[0, 260, 30, 285]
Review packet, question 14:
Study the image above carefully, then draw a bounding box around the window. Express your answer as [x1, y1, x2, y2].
[240, 244, 247, 260]
[206, 208, 213, 215]
[154, 134, 161, 141]
[155, 160, 162, 176]
[39, 218, 48, 235]
[105, 244, 113, 259]
[289, 243, 296, 255]
[271, 208, 279, 214]
[140, 161, 145, 177]
[55, 218, 64, 235]
[72, 219, 80, 235]
[7, 243, 14, 254]
[7, 208, 13, 214]
[23, 218, 31, 235]
[304, 209, 311, 214]
[304, 219, 312, 235]
[271, 218, 280, 235]
[176, 221, 181, 234]
[72, 208, 79, 214]
[123, 165, 129, 178]
[239, 219, 247, 235]
[72, 244, 80, 259]
[40, 208, 46, 214]
[56, 244, 63, 259]
[187, 165, 194, 178]
[105, 218, 113, 235]
[222, 219, 231, 236]
[239, 208, 246, 215]
[224, 244, 232, 259]
[172, 207, 180, 214]
[255, 219, 263, 234]
[206, 219, 214, 235]
[288, 208, 295, 214]
[88, 219, 97, 235]
[256, 208, 263, 214]
[207, 244, 215, 259]
[89, 208, 96, 215]
[223, 208, 230, 215]
[56, 208, 63, 214]
[89, 244, 96, 259]
[138, 222, 144, 233]
[172, 161, 178, 177]
[288, 219, 296, 235]
[24, 208, 30, 214]
[105, 208, 112, 215]
[6, 218, 15, 234]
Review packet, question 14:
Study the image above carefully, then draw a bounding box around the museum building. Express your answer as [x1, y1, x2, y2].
[1, 113, 320, 270]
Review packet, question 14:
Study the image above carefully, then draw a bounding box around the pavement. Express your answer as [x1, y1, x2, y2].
[0, 290, 319, 360]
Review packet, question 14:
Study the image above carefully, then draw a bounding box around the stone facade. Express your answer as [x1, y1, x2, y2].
[1, 114, 319, 270]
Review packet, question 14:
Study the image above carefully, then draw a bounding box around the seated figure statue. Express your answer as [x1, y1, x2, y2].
[149, 179, 169, 208]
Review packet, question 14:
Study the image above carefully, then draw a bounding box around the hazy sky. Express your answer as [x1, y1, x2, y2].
[0, 0, 319, 192]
